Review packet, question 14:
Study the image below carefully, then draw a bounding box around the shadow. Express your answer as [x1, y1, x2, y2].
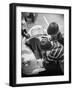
[5, 83, 9, 86]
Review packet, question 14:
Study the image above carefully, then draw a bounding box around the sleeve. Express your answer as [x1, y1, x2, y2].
[47, 44, 64, 63]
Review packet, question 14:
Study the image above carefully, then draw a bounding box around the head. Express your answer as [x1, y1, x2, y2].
[40, 37, 53, 51]
[41, 37, 48, 45]
[25, 13, 36, 24]
[47, 22, 59, 41]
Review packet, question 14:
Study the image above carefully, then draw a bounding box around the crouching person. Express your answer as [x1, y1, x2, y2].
[43, 22, 64, 75]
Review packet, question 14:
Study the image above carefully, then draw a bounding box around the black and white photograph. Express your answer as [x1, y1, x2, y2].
[21, 12, 64, 77]
[9, 3, 71, 86]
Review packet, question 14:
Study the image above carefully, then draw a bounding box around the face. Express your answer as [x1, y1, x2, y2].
[41, 37, 48, 45]
[40, 36, 53, 51]
[51, 35, 57, 41]
[50, 31, 59, 41]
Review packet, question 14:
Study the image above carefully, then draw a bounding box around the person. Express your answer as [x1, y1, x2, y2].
[21, 12, 53, 60]
[43, 22, 64, 75]
[25, 36, 53, 59]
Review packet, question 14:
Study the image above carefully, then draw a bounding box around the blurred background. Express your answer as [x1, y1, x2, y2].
[21, 12, 64, 35]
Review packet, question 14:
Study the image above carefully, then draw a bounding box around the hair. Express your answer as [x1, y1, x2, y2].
[47, 22, 59, 35]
